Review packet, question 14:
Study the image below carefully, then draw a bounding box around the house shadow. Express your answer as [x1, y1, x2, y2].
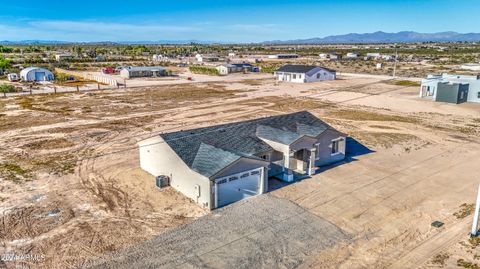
[268, 137, 374, 192]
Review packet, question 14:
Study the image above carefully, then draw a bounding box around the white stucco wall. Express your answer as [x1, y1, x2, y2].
[314, 129, 346, 166]
[305, 69, 336, 82]
[275, 68, 335, 83]
[138, 136, 212, 209]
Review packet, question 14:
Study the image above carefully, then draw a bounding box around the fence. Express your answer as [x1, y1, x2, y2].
[55, 68, 119, 87]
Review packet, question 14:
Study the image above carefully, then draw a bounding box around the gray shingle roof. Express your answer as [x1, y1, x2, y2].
[160, 111, 333, 178]
[276, 65, 336, 74]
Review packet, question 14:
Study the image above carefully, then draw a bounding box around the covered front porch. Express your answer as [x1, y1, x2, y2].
[269, 146, 317, 182]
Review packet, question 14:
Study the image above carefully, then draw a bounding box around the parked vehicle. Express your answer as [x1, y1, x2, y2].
[102, 68, 114, 74]
[7, 73, 20, 82]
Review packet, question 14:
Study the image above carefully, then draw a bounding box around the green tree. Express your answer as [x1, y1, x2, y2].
[0, 45, 13, 53]
[0, 56, 12, 71]
[0, 84, 16, 97]
[55, 73, 70, 84]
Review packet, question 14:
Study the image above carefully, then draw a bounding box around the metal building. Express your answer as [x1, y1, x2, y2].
[20, 67, 54, 82]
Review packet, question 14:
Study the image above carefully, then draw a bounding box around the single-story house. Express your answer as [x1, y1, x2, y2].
[20, 67, 54, 82]
[268, 54, 299, 59]
[216, 63, 253, 75]
[55, 53, 74, 62]
[120, 66, 167, 79]
[366, 52, 382, 59]
[152, 54, 165, 62]
[274, 65, 336, 83]
[195, 54, 220, 62]
[346, 53, 359, 59]
[420, 73, 480, 103]
[461, 63, 480, 71]
[138, 111, 347, 209]
[319, 53, 341, 60]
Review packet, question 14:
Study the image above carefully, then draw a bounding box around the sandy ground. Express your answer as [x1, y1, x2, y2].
[0, 75, 479, 268]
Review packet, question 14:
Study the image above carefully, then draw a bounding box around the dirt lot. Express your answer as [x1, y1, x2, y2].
[0, 74, 479, 268]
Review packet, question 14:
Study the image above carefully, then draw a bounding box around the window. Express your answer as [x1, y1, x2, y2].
[478, 92, 480, 99]
[293, 74, 296, 79]
[251, 170, 260, 175]
[331, 139, 343, 155]
[260, 155, 269, 160]
[240, 173, 249, 178]
[316, 73, 320, 79]
[217, 179, 227, 184]
[228, 176, 239, 181]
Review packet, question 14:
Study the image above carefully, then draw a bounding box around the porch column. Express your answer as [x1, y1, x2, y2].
[308, 148, 316, 176]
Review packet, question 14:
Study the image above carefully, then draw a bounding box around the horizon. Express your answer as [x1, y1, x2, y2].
[1, 0, 479, 42]
[1, 30, 479, 44]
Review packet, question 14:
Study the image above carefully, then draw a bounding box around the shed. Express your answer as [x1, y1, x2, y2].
[20, 67, 54, 82]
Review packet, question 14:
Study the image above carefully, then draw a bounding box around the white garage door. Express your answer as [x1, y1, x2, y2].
[215, 168, 263, 208]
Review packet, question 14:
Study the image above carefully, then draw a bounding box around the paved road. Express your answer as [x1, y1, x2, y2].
[82, 194, 349, 269]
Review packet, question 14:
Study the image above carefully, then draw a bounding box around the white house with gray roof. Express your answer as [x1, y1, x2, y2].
[138, 111, 347, 209]
[420, 73, 480, 104]
[120, 66, 167, 79]
[274, 65, 336, 83]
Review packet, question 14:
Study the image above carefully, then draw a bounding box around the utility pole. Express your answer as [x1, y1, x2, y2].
[393, 44, 398, 79]
[471, 183, 480, 237]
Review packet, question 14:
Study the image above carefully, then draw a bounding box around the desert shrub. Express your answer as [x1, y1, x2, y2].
[189, 65, 219, 76]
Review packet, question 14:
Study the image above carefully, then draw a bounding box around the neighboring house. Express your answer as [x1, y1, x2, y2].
[216, 63, 253, 75]
[268, 54, 299, 59]
[274, 65, 336, 83]
[420, 73, 480, 103]
[195, 54, 220, 62]
[319, 53, 340, 60]
[55, 53, 74, 62]
[366, 52, 382, 59]
[152, 54, 165, 62]
[120, 66, 167, 79]
[328, 53, 341, 60]
[138, 111, 347, 209]
[461, 63, 480, 71]
[382, 55, 395, 61]
[20, 67, 54, 82]
[346, 53, 359, 59]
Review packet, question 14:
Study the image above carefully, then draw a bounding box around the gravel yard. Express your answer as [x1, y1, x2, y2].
[83, 194, 349, 269]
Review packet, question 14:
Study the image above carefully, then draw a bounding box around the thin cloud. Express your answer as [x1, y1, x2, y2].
[31, 20, 200, 33]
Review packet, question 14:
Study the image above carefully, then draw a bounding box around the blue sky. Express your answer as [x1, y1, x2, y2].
[1, 0, 479, 42]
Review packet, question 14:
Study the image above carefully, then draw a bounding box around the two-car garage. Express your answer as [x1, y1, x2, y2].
[214, 167, 265, 208]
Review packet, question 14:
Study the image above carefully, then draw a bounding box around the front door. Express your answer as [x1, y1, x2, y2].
[35, 72, 46, 81]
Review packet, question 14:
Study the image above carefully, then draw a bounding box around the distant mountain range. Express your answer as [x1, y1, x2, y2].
[262, 31, 480, 44]
[2, 31, 480, 45]
[0, 40, 227, 45]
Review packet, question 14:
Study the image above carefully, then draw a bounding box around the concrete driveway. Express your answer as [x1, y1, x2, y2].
[83, 194, 349, 269]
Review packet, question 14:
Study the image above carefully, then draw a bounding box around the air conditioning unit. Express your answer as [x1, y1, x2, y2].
[155, 175, 170, 189]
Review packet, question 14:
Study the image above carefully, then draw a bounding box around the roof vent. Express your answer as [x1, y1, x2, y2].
[190, 132, 195, 135]
[219, 129, 226, 133]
